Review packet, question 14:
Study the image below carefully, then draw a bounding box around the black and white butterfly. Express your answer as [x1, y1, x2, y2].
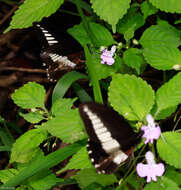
[79, 102, 142, 174]
[35, 24, 77, 82]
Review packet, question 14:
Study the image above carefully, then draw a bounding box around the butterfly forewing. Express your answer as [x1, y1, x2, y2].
[79, 102, 141, 174]
[35, 24, 76, 81]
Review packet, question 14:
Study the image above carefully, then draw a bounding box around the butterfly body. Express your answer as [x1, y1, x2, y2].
[79, 102, 141, 174]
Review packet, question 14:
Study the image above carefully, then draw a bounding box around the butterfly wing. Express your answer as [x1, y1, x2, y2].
[35, 24, 76, 81]
[79, 102, 141, 174]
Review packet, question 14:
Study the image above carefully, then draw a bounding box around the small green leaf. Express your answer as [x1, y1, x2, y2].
[10, 129, 48, 163]
[0, 169, 19, 183]
[68, 22, 115, 47]
[144, 176, 180, 190]
[165, 166, 181, 186]
[73, 168, 118, 189]
[123, 48, 145, 74]
[141, 1, 158, 19]
[154, 72, 181, 117]
[6, 0, 64, 32]
[44, 109, 87, 143]
[20, 111, 44, 124]
[149, 0, 181, 13]
[27, 171, 61, 190]
[152, 106, 177, 120]
[117, 5, 145, 38]
[90, 0, 131, 32]
[157, 132, 181, 169]
[59, 147, 92, 173]
[51, 98, 77, 117]
[12, 82, 46, 109]
[108, 74, 155, 121]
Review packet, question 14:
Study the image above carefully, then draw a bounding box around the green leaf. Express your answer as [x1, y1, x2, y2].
[0, 169, 19, 183]
[157, 132, 181, 169]
[90, 0, 131, 32]
[72, 83, 93, 103]
[1, 142, 83, 188]
[142, 45, 181, 70]
[165, 166, 181, 186]
[141, 1, 158, 19]
[27, 171, 61, 190]
[154, 72, 181, 117]
[68, 22, 115, 47]
[152, 106, 177, 120]
[73, 168, 118, 189]
[20, 111, 44, 124]
[123, 48, 145, 74]
[117, 4, 145, 39]
[144, 176, 180, 190]
[52, 71, 88, 103]
[59, 146, 92, 173]
[51, 98, 77, 117]
[10, 129, 48, 163]
[44, 109, 87, 143]
[12, 82, 46, 109]
[140, 24, 181, 48]
[108, 74, 155, 121]
[149, 0, 181, 13]
[5, 0, 64, 32]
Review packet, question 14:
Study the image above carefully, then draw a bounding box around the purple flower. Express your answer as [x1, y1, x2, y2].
[141, 114, 161, 144]
[100, 45, 116, 65]
[136, 151, 165, 183]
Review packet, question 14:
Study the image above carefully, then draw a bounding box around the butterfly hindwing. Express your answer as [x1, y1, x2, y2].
[79, 102, 141, 174]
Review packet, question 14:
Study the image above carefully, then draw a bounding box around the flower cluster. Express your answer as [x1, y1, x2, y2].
[100, 45, 116, 65]
[136, 114, 164, 183]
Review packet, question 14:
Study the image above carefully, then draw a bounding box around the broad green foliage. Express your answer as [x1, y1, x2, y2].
[10, 129, 48, 163]
[59, 147, 92, 173]
[149, 0, 181, 13]
[108, 74, 155, 121]
[90, 0, 131, 32]
[73, 168, 118, 189]
[4, 0, 181, 188]
[154, 72, 181, 117]
[44, 109, 87, 143]
[6, 0, 64, 32]
[157, 132, 181, 169]
[12, 82, 46, 109]
[144, 176, 180, 190]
